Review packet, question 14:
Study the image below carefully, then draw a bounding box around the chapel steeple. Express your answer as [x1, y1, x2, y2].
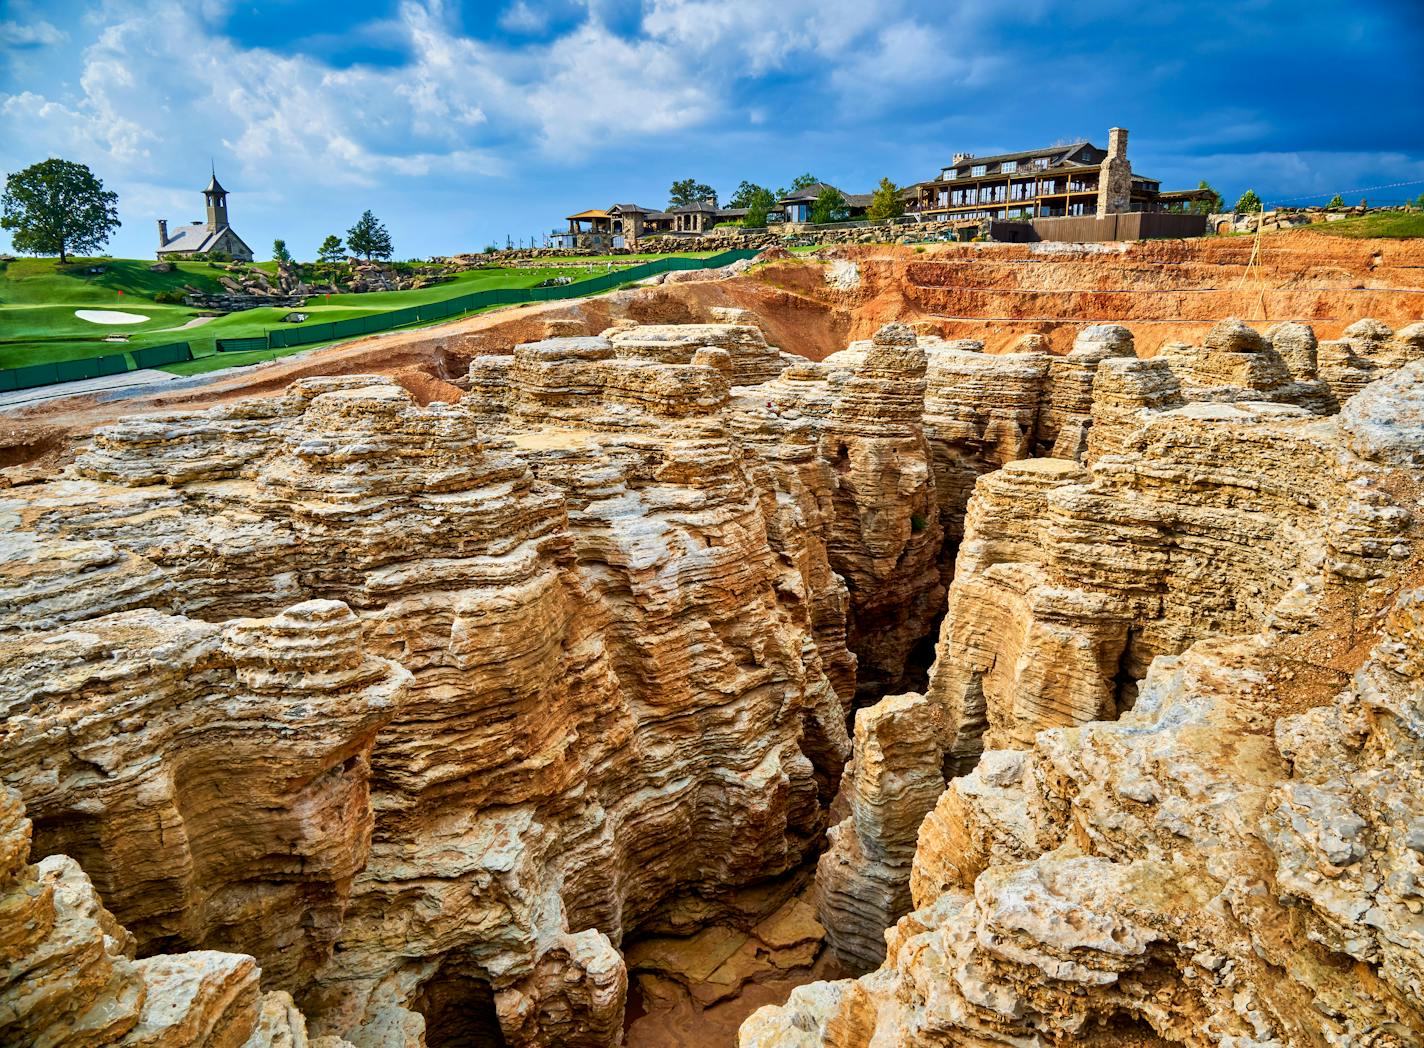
[203, 161, 229, 232]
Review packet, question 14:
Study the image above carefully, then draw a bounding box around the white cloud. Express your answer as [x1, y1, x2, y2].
[498, 1, 548, 34]
[1, 0, 985, 197]
[0, 18, 66, 48]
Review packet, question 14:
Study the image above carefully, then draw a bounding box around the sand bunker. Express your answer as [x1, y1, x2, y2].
[75, 309, 150, 325]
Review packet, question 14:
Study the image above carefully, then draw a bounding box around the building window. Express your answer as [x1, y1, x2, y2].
[1002, 160, 1017, 173]
[971, 164, 986, 177]
[944, 169, 957, 180]
[1032, 157, 1048, 170]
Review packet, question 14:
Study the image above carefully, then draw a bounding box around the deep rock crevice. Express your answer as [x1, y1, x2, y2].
[3, 299, 1423, 1048]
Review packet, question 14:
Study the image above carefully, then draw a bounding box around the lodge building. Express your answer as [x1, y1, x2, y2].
[906, 128, 1177, 222]
[554, 126, 1204, 247]
[555, 201, 750, 250]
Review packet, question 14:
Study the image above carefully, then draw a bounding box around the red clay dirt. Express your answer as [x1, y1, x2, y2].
[2, 232, 1421, 477]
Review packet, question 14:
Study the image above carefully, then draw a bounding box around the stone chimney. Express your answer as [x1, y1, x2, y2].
[952, 152, 974, 165]
[1096, 127, 1131, 217]
[157, 219, 168, 246]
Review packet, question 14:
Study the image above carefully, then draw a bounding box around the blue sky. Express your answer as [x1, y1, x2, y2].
[1, 0, 1421, 260]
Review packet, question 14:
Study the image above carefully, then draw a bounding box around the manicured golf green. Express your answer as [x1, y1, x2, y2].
[0, 256, 636, 370]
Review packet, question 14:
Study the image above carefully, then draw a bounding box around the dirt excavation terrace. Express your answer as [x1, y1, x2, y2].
[4, 233, 1424, 476]
[2, 230, 1424, 1048]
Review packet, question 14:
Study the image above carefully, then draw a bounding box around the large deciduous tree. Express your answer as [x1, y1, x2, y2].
[777, 173, 819, 198]
[346, 210, 393, 261]
[728, 181, 769, 208]
[730, 181, 776, 226]
[669, 178, 718, 208]
[1, 158, 120, 264]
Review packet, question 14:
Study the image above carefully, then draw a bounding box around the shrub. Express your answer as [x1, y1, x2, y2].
[153, 290, 186, 304]
[910, 513, 928, 533]
[1234, 189, 1264, 213]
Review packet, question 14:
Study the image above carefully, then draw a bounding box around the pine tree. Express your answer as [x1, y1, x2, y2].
[317, 235, 346, 264]
[346, 211, 393, 261]
[1190, 180, 1223, 215]
[1326, 194, 1344, 209]
[867, 177, 905, 221]
[272, 239, 292, 264]
[810, 187, 848, 225]
[730, 183, 776, 227]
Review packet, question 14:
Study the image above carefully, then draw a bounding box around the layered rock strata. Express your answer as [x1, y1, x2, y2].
[745, 348, 1424, 1042]
[8, 311, 1420, 1047]
[0, 319, 955, 1046]
[1, 368, 849, 1045]
[0, 784, 353, 1048]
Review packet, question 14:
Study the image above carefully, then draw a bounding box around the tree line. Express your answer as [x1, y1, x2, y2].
[666, 173, 908, 226]
[3, 157, 1418, 267]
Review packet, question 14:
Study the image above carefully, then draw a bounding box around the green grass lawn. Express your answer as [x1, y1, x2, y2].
[1276, 211, 1424, 239]
[0, 256, 638, 371]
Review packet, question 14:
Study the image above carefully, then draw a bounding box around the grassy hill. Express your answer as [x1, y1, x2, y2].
[0, 256, 635, 373]
[1280, 211, 1424, 239]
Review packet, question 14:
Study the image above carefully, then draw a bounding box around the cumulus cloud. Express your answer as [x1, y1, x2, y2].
[1, 0, 1001, 195]
[5, 0, 1413, 259]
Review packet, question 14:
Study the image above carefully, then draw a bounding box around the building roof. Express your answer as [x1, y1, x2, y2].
[945, 141, 1093, 172]
[778, 182, 842, 204]
[669, 201, 720, 213]
[158, 223, 222, 253]
[1156, 188, 1217, 201]
[157, 223, 253, 257]
[714, 208, 750, 218]
[608, 203, 654, 214]
[204, 173, 227, 196]
[566, 208, 609, 220]
[777, 183, 876, 210]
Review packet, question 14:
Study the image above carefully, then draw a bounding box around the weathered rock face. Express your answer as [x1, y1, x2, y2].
[716, 321, 947, 702]
[0, 784, 329, 1048]
[0, 600, 405, 991]
[815, 695, 943, 972]
[0, 319, 960, 1046]
[743, 348, 1424, 1043]
[10, 310, 1423, 1048]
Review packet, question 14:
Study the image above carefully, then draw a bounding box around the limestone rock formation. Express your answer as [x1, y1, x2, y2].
[815, 694, 943, 972]
[743, 343, 1424, 1047]
[0, 784, 342, 1048]
[0, 317, 954, 1045]
[8, 306, 1424, 1048]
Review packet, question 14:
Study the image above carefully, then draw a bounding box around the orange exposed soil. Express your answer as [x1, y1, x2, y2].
[2, 232, 1421, 477]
